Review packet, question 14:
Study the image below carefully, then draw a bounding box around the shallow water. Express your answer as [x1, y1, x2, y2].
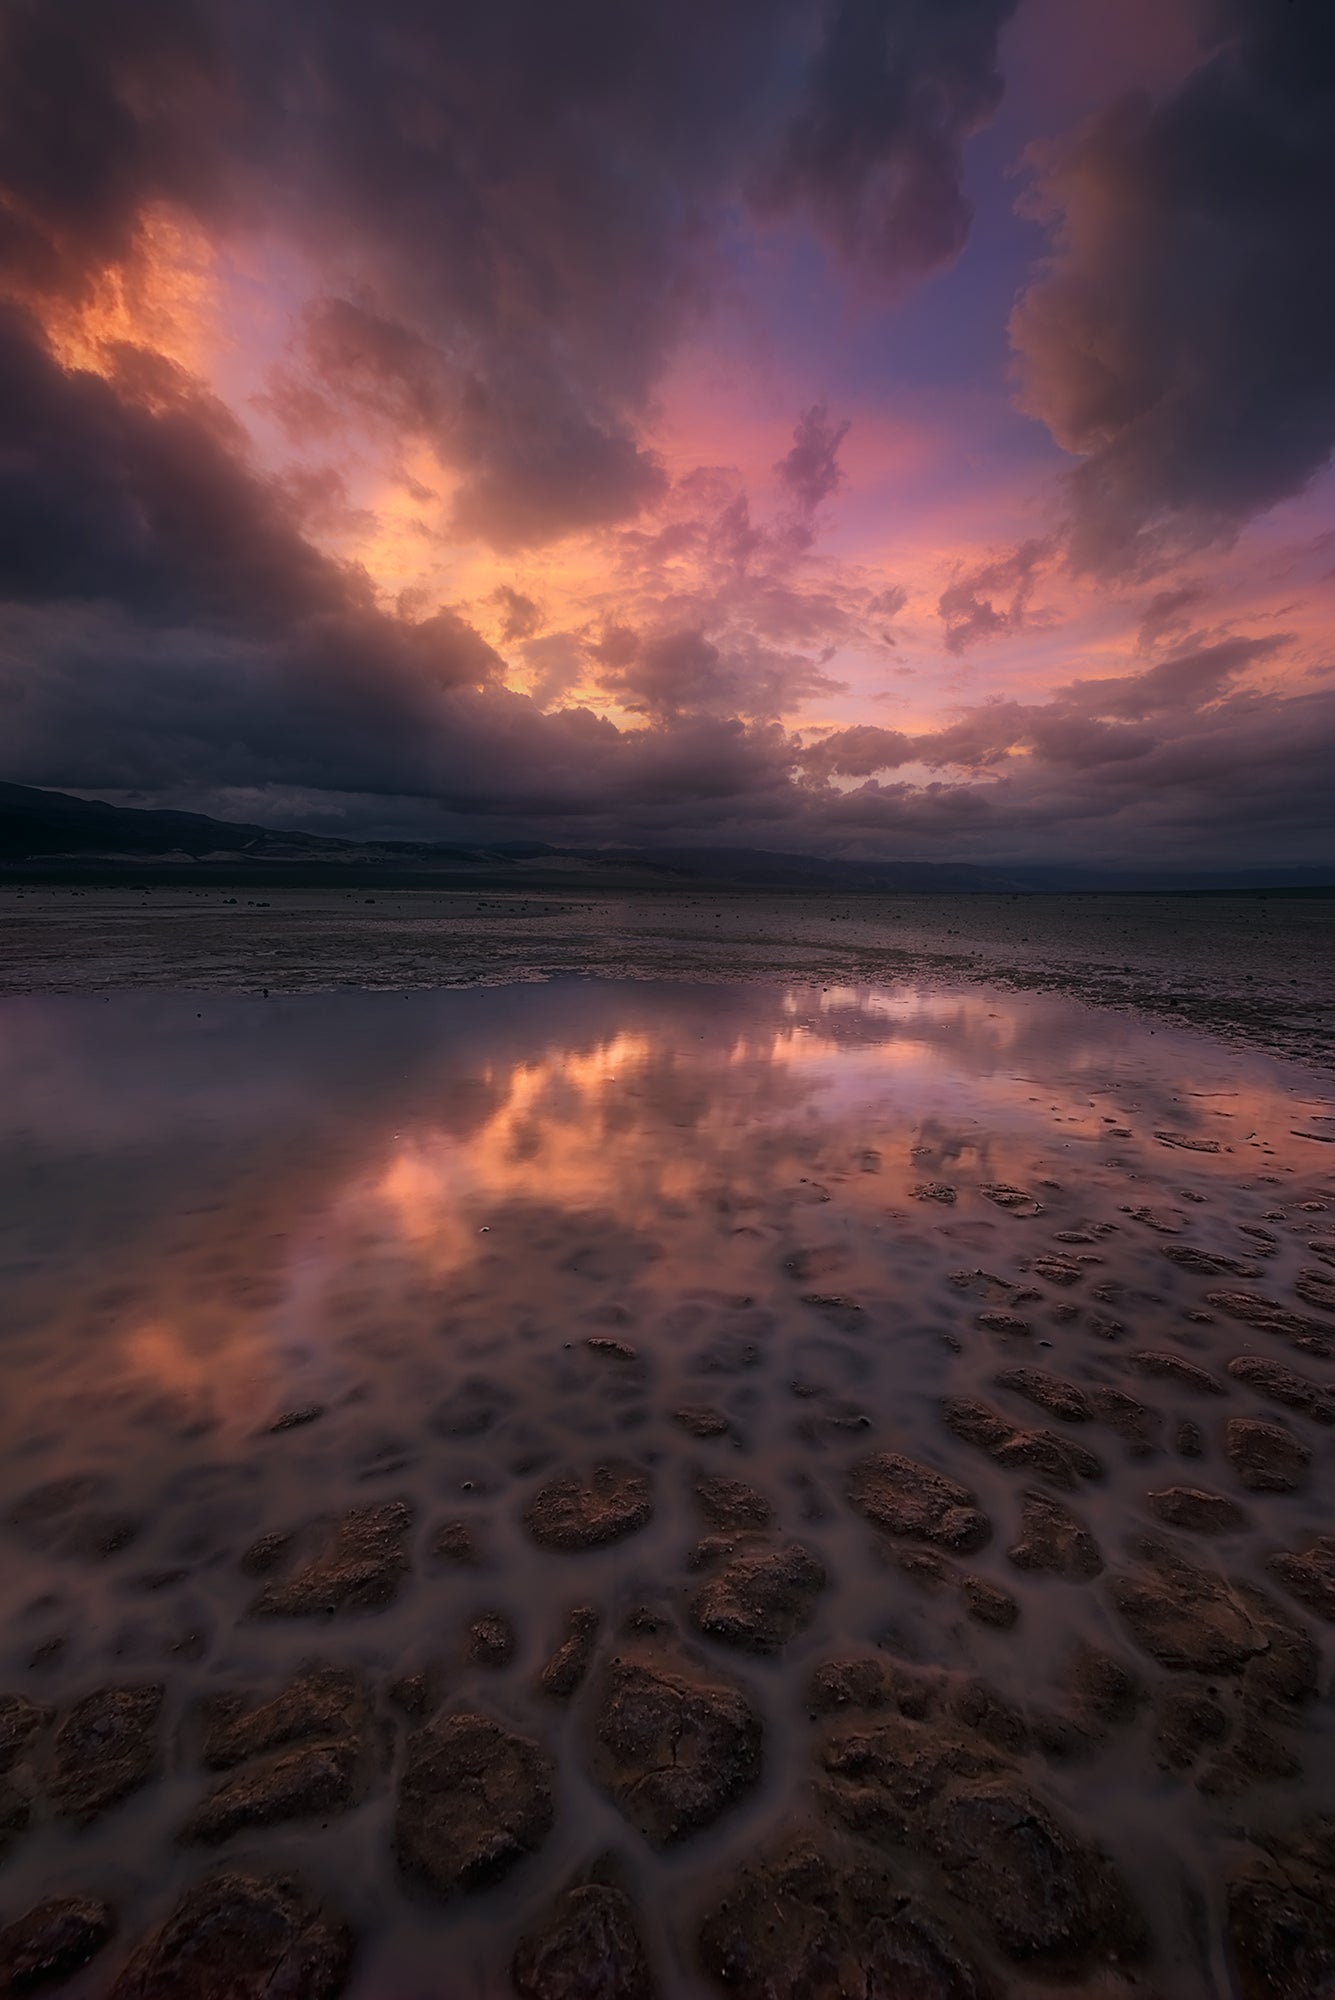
[0, 980, 1332, 1997]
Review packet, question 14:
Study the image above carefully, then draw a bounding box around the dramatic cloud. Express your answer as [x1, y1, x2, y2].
[1012, 0, 1335, 572]
[764, 0, 1019, 273]
[937, 537, 1050, 652]
[0, 0, 1330, 871]
[776, 405, 852, 516]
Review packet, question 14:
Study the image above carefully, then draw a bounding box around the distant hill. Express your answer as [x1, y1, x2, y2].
[0, 781, 1331, 892]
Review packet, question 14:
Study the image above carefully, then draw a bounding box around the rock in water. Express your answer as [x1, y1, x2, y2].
[1267, 1537, 1335, 1621]
[513, 1879, 655, 2000]
[395, 1711, 554, 1899]
[689, 1543, 826, 1653]
[846, 1453, 990, 1551]
[1226, 1820, 1335, 2000]
[591, 1641, 761, 1845]
[0, 1897, 115, 1992]
[1223, 1417, 1310, 1492]
[699, 1830, 991, 1999]
[536, 1606, 600, 1700]
[250, 1501, 414, 1616]
[49, 1684, 163, 1824]
[1007, 1492, 1103, 1579]
[108, 1873, 351, 2000]
[524, 1464, 652, 1551]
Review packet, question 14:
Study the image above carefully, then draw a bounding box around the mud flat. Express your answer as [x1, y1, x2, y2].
[2, 883, 1332, 1067]
[0, 978, 1331, 1996]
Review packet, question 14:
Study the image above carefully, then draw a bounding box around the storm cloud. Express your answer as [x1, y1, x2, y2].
[1012, 0, 1335, 572]
[0, 0, 1330, 870]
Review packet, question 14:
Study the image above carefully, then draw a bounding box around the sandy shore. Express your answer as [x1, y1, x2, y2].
[2, 884, 1333, 1069]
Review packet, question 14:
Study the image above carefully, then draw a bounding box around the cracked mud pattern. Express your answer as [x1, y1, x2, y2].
[0, 978, 1331, 1998]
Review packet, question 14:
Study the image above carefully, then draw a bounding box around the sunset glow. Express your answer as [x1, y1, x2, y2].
[0, 0, 1331, 865]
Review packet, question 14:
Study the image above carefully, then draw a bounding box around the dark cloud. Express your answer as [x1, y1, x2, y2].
[798, 724, 914, 778]
[0, 0, 1329, 873]
[1012, 0, 1335, 572]
[0, 0, 1016, 554]
[797, 635, 1293, 783]
[937, 537, 1049, 653]
[1136, 584, 1207, 653]
[776, 405, 851, 515]
[763, 0, 1020, 274]
[0, 305, 348, 629]
[823, 683, 1335, 869]
[492, 587, 544, 644]
[0, 0, 225, 300]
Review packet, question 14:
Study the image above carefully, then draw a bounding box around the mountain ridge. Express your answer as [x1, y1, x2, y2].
[1, 781, 1331, 893]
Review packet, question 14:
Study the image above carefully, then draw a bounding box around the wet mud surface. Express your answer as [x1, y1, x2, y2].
[0, 978, 1332, 1996]
[2, 885, 1333, 1069]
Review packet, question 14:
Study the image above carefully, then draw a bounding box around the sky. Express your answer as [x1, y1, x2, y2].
[0, 0, 1332, 868]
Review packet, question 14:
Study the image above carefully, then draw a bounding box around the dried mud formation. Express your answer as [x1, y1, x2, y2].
[2, 1168, 1334, 2000]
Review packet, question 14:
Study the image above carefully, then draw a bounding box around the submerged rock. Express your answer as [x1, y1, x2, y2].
[927, 1778, 1142, 1967]
[1146, 1486, 1246, 1533]
[591, 1640, 761, 1845]
[1110, 1540, 1317, 1694]
[689, 1542, 825, 1654]
[1226, 1819, 1335, 2000]
[816, 1707, 1142, 1971]
[942, 1399, 1103, 1490]
[1206, 1291, 1333, 1356]
[1226, 1355, 1335, 1422]
[1267, 1537, 1335, 1620]
[807, 1654, 940, 1721]
[846, 1452, 990, 1551]
[251, 1501, 414, 1616]
[960, 1576, 1020, 1629]
[0, 1897, 115, 1993]
[1123, 1205, 1187, 1234]
[692, 1475, 772, 1531]
[465, 1611, 516, 1667]
[1128, 1351, 1225, 1394]
[267, 1404, 325, 1433]
[1087, 1388, 1161, 1457]
[670, 1406, 733, 1440]
[1152, 1686, 1229, 1772]
[537, 1606, 600, 1699]
[395, 1711, 554, 1900]
[49, 1684, 163, 1824]
[181, 1739, 365, 1845]
[1007, 1492, 1103, 1579]
[524, 1463, 652, 1551]
[699, 1830, 991, 2000]
[976, 1311, 1031, 1337]
[108, 1871, 352, 2000]
[994, 1368, 1093, 1423]
[512, 1877, 655, 2000]
[1031, 1255, 1085, 1287]
[1163, 1245, 1259, 1278]
[980, 1185, 1043, 1216]
[0, 1693, 51, 1773]
[1036, 1645, 1144, 1761]
[1223, 1417, 1310, 1492]
[431, 1518, 483, 1566]
[200, 1667, 372, 1769]
[1295, 1266, 1335, 1314]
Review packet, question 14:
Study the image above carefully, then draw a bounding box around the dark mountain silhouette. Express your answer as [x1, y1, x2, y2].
[1, 782, 1330, 892]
